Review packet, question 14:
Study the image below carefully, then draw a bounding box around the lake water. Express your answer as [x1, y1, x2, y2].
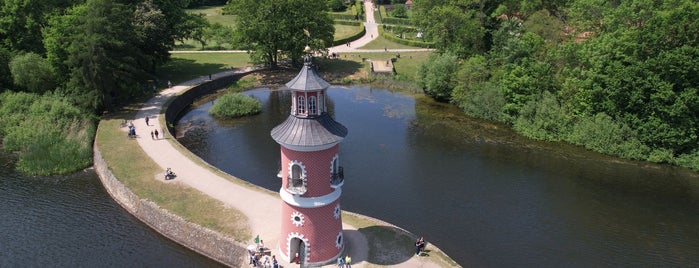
[176, 86, 699, 267]
[0, 151, 223, 267]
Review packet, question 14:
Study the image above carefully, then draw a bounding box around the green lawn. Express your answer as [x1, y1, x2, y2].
[318, 51, 430, 82]
[157, 53, 251, 85]
[186, 5, 235, 27]
[358, 35, 425, 50]
[334, 24, 363, 41]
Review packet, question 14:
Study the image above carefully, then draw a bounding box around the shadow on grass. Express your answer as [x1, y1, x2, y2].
[157, 58, 230, 85]
[359, 225, 416, 265]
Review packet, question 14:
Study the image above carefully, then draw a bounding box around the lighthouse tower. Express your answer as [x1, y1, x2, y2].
[271, 49, 348, 266]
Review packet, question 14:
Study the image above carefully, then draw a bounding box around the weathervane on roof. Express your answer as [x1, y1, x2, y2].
[303, 28, 312, 63]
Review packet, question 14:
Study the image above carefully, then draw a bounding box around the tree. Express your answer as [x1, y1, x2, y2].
[46, 0, 150, 112]
[390, 4, 408, 18]
[327, 0, 346, 12]
[9, 53, 56, 93]
[418, 52, 459, 102]
[0, 47, 12, 91]
[411, 1, 487, 58]
[132, 0, 170, 73]
[227, 0, 334, 68]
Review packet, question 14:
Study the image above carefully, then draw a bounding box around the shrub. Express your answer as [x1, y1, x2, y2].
[0, 91, 95, 175]
[418, 52, 459, 102]
[327, 0, 347, 12]
[209, 93, 262, 118]
[514, 91, 571, 141]
[565, 113, 649, 159]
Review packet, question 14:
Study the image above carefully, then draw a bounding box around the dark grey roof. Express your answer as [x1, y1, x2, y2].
[271, 113, 347, 147]
[285, 63, 330, 91]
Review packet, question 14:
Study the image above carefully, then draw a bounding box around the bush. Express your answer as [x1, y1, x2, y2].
[209, 93, 262, 118]
[379, 26, 434, 48]
[9, 53, 57, 93]
[327, 0, 347, 12]
[0, 91, 95, 175]
[565, 113, 649, 159]
[514, 91, 571, 141]
[455, 82, 507, 123]
[389, 4, 407, 18]
[381, 17, 412, 26]
[418, 52, 459, 102]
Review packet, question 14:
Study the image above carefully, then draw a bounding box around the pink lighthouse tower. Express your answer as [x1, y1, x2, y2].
[271, 48, 348, 266]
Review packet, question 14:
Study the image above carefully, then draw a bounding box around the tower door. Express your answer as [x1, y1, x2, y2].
[290, 237, 306, 264]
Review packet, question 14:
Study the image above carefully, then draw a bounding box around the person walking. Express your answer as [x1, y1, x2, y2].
[145, 116, 149, 126]
[154, 129, 159, 139]
[344, 255, 352, 268]
[150, 130, 154, 140]
[337, 256, 344, 268]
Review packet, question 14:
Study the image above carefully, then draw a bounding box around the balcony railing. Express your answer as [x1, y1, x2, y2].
[330, 166, 344, 187]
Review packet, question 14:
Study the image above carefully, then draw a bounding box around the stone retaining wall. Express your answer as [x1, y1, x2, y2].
[94, 146, 246, 267]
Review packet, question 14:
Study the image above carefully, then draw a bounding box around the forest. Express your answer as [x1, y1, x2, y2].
[0, 0, 204, 174]
[1, 0, 698, 174]
[413, 0, 699, 170]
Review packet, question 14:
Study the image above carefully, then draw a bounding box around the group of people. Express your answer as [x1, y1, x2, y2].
[248, 252, 278, 268]
[337, 255, 352, 268]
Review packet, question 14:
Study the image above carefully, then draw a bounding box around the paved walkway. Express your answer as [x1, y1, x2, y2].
[130, 68, 447, 267]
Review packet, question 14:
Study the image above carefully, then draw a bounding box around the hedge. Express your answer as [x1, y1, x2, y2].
[382, 17, 411, 26]
[379, 26, 433, 48]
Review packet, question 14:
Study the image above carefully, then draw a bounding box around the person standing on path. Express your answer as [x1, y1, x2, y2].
[145, 116, 149, 126]
[154, 129, 159, 139]
[344, 255, 352, 268]
[150, 130, 154, 140]
[337, 256, 344, 268]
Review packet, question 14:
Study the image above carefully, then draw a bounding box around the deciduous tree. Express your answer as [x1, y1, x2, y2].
[227, 0, 334, 68]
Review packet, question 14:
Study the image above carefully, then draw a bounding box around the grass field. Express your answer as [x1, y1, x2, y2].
[187, 6, 235, 27]
[157, 53, 251, 85]
[334, 24, 364, 41]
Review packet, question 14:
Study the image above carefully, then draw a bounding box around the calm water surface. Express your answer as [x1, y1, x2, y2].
[0, 152, 223, 267]
[177, 86, 699, 267]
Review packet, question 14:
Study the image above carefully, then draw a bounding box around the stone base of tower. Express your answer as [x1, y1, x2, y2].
[279, 200, 344, 265]
[278, 245, 345, 268]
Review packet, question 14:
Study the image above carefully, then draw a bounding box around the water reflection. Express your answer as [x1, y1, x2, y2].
[177, 87, 699, 267]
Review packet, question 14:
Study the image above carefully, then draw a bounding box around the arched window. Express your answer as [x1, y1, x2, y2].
[330, 155, 343, 187]
[288, 161, 307, 194]
[297, 96, 306, 114]
[308, 96, 317, 115]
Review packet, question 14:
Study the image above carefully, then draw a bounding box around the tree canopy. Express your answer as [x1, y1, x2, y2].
[416, 0, 699, 170]
[227, 0, 334, 68]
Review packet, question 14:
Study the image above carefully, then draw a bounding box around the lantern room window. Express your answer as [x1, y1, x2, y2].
[297, 96, 306, 114]
[308, 96, 317, 115]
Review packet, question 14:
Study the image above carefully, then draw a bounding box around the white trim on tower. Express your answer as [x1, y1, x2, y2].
[280, 188, 341, 208]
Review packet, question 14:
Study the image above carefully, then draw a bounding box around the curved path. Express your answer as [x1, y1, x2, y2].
[130, 68, 445, 267]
